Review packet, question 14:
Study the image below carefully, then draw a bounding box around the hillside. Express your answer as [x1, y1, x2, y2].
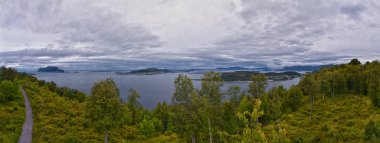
[263, 95, 380, 142]
[17, 75, 178, 142]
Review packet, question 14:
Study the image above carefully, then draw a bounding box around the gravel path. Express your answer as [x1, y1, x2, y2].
[18, 86, 33, 143]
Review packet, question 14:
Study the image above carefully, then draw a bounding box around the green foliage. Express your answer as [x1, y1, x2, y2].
[85, 78, 124, 142]
[139, 118, 155, 138]
[171, 74, 205, 142]
[200, 71, 224, 142]
[283, 85, 303, 112]
[263, 95, 380, 142]
[248, 74, 267, 97]
[0, 67, 18, 81]
[367, 64, 380, 107]
[153, 102, 170, 133]
[217, 130, 240, 143]
[237, 99, 267, 143]
[0, 82, 24, 143]
[127, 88, 143, 125]
[349, 58, 361, 65]
[0, 80, 20, 103]
[227, 86, 243, 108]
[364, 120, 380, 142]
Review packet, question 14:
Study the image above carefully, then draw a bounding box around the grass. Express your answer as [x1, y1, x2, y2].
[0, 88, 25, 142]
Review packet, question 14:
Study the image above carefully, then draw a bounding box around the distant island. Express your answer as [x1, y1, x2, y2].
[280, 64, 333, 71]
[38, 66, 64, 73]
[116, 68, 171, 75]
[221, 71, 302, 81]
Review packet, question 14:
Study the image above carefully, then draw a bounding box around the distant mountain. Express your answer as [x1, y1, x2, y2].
[280, 64, 333, 72]
[116, 68, 171, 75]
[38, 66, 64, 73]
[216, 66, 249, 70]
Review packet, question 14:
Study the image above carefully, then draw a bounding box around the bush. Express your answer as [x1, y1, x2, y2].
[139, 118, 155, 138]
[0, 81, 20, 103]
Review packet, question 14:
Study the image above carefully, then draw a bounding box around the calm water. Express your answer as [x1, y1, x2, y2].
[33, 72, 300, 109]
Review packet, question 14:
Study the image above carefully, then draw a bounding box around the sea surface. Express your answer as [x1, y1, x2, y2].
[33, 72, 300, 109]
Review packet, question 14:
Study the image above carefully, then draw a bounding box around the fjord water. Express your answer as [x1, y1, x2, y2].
[34, 72, 300, 109]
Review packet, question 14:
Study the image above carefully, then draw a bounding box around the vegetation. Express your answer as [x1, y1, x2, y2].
[221, 71, 301, 81]
[0, 69, 24, 142]
[2, 58, 380, 142]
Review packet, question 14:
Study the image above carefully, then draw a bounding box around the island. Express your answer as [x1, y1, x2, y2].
[221, 71, 301, 81]
[116, 68, 171, 75]
[38, 66, 64, 73]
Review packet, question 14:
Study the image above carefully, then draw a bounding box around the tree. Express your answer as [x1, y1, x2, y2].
[299, 74, 320, 123]
[127, 88, 142, 125]
[349, 58, 361, 66]
[248, 74, 267, 97]
[283, 86, 303, 112]
[226, 86, 243, 134]
[172, 74, 204, 143]
[139, 118, 156, 138]
[85, 78, 123, 143]
[237, 99, 267, 143]
[368, 66, 380, 107]
[0, 67, 18, 81]
[200, 71, 223, 143]
[227, 86, 243, 108]
[153, 102, 170, 133]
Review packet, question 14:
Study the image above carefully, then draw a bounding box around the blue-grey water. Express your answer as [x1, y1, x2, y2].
[33, 72, 300, 109]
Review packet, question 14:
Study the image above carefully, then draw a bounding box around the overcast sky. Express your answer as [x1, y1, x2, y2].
[1, 0, 379, 70]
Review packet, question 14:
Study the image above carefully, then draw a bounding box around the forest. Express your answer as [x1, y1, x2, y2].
[1, 58, 380, 142]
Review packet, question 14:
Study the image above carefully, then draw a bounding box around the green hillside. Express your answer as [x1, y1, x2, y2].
[263, 95, 380, 142]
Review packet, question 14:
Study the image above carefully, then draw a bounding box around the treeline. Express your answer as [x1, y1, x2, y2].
[299, 59, 380, 109]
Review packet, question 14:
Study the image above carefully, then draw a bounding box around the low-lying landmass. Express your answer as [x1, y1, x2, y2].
[37, 66, 64, 73]
[116, 68, 171, 75]
[221, 71, 302, 81]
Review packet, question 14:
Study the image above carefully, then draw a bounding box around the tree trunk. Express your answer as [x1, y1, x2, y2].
[105, 128, 108, 143]
[309, 94, 313, 123]
[209, 117, 212, 143]
[192, 132, 196, 143]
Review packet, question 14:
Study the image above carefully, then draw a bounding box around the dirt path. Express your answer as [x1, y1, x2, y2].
[18, 86, 33, 143]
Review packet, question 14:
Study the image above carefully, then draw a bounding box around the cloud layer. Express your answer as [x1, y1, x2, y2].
[1, 0, 379, 70]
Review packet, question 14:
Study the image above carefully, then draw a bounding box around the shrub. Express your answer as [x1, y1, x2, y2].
[0, 81, 20, 103]
[139, 118, 155, 138]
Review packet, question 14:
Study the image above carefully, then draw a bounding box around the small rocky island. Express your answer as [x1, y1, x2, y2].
[116, 68, 171, 75]
[38, 66, 64, 73]
[221, 71, 302, 81]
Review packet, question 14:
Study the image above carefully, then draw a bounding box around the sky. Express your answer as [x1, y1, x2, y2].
[0, 0, 379, 70]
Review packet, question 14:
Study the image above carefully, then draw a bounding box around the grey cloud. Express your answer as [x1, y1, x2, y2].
[1, 0, 380, 70]
[340, 4, 366, 20]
